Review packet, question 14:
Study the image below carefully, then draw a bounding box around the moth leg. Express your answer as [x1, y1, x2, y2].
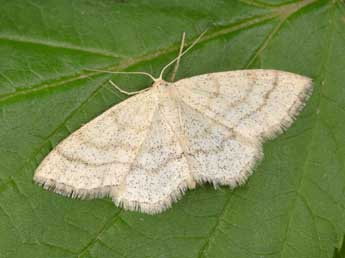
[109, 80, 150, 96]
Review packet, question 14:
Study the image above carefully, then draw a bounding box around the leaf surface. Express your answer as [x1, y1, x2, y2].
[0, 0, 345, 257]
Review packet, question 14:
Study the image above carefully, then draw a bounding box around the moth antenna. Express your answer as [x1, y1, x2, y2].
[158, 29, 208, 81]
[170, 32, 186, 82]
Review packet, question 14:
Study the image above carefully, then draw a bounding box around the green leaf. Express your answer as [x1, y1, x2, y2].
[0, 0, 344, 257]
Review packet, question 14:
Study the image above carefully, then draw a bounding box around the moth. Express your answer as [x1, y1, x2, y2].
[34, 32, 312, 214]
